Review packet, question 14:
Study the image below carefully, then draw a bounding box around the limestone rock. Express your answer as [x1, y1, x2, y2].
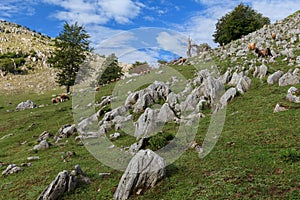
[286, 87, 300, 103]
[220, 88, 237, 108]
[2, 164, 22, 176]
[16, 100, 36, 111]
[37, 170, 77, 200]
[267, 71, 284, 84]
[273, 103, 288, 113]
[279, 72, 299, 86]
[113, 149, 166, 200]
[134, 108, 160, 138]
[34, 140, 51, 151]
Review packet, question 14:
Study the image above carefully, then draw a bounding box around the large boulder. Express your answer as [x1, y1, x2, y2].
[220, 88, 237, 108]
[278, 72, 299, 86]
[236, 76, 251, 94]
[157, 103, 177, 123]
[113, 149, 166, 200]
[253, 64, 268, 79]
[267, 71, 284, 84]
[37, 170, 77, 200]
[134, 108, 160, 138]
[16, 100, 36, 111]
[38, 165, 89, 200]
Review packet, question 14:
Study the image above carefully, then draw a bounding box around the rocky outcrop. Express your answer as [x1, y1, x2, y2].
[113, 150, 166, 200]
[37, 165, 88, 200]
[16, 100, 36, 111]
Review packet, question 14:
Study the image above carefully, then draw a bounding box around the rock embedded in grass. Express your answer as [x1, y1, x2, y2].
[113, 149, 166, 200]
[2, 164, 22, 176]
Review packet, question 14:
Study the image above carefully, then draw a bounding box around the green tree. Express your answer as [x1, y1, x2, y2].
[213, 4, 270, 45]
[98, 53, 123, 85]
[48, 22, 91, 93]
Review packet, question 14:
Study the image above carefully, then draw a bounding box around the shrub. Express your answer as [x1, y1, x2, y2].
[281, 148, 300, 162]
[148, 132, 174, 150]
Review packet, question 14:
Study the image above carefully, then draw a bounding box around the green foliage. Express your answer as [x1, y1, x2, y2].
[157, 59, 167, 65]
[281, 148, 300, 162]
[132, 61, 147, 68]
[0, 52, 27, 74]
[97, 54, 123, 85]
[148, 132, 174, 150]
[213, 3, 270, 45]
[47, 22, 91, 93]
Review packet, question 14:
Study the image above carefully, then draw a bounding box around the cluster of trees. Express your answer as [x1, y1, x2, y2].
[213, 3, 270, 45]
[48, 22, 123, 93]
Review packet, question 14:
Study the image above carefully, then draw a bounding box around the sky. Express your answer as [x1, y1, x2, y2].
[1, 0, 300, 63]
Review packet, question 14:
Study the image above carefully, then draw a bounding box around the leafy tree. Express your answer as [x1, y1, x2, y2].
[213, 3, 270, 45]
[48, 22, 91, 93]
[98, 53, 123, 85]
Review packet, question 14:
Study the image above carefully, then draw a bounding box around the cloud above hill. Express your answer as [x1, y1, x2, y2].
[43, 0, 144, 25]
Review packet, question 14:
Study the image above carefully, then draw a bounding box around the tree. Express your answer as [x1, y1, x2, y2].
[213, 4, 270, 45]
[98, 53, 123, 85]
[48, 22, 91, 93]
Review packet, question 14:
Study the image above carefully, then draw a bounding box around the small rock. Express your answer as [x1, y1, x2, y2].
[273, 103, 288, 113]
[21, 163, 32, 167]
[99, 172, 111, 178]
[33, 140, 51, 151]
[2, 164, 22, 176]
[27, 156, 40, 161]
[110, 132, 121, 139]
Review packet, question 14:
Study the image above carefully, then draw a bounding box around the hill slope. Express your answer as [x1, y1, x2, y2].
[0, 11, 299, 200]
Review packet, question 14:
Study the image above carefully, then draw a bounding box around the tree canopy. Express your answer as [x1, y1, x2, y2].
[48, 22, 91, 93]
[97, 53, 123, 85]
[213, 4, 270, 45]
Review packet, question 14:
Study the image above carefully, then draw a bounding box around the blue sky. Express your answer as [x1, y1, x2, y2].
[1, 0, 300, 63]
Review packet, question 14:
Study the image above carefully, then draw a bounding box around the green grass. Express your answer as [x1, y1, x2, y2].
[0, 63, 299, 200]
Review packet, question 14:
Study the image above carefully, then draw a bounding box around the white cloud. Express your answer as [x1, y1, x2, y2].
[156, 32, 187, 56]
[0, 1, 36, 18]
[43, 0, 143, 25]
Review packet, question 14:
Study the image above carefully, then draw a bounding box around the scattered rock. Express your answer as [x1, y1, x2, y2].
[37, 170, 77, 200]
[134, 108, 160, 138]
[113, 149, 166, 200]
[278, 72, 300, 86]
[110, 132, 121, 139]
[54, 124, 77, 142]
[37, 131, 52, 142]
[33, 139, 51, 151]
[0, 133, 13, 140]
[27, 156, 40, 161]
[38, 165, 89, 200]
[16, 100, 36, 111]
[267, 71, 284, 84]
[129, 137, 148, 155]
[99, 172, 111, 178]
[220, 88, 237, 108]
[2, 164, 22, 176]
[20, 163, 32, 167]
[253, 64, 268, 79]
[286, 87, 300, 103]
[273, 103, 288, 113]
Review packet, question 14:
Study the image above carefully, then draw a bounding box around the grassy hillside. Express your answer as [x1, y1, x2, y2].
[0, 64, 299, 199]
[1, 10, 300, 200]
